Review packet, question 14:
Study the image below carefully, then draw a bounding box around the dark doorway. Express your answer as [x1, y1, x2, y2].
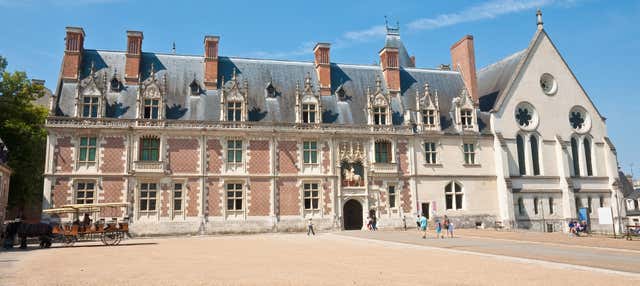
[343, 200, 363, 230]
[421, 203, 430, 219]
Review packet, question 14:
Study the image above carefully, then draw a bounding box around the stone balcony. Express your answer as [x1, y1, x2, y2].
[371, 163, 398, 174]
[133, 161, 165, 173]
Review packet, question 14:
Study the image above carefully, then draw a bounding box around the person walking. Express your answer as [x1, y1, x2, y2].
[402, 215, 407, 231]
[435, 219, 443, 239]
[443, 215, 450, 239]
[447, 221, 454, 238]
[416, 215, 421, 231]
[307, 218, 315, 236]
[420, 214, 428, 239]
[371, 216, 378, 231]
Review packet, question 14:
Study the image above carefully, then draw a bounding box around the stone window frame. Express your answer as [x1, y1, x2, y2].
[136, 181, 159, 219]
[300, 180, 323, 218]
[373, 139, 394, 164]
[142, 98, 160, 119]
[515, 132, 543, 176]
[171, 180, 186, 220]
[302, 182, 320, 211]
[423, 141, 439, 165]
[444, 181, 464, 211]
[302, 140, 319, 166]
[517, 197, 525, 216]
[226, 101, 243, 122]
[74, 135, 100, 170]
[224, 138, 245, 172]
[373, 106, 388, 125]
[301, 103, 318, 124]
[421, 109, 437, 128]
[569, 134, 596, 178]
[462, 142, 477, 166]
[74, 179, 98, 205]
[387, 184, 398, 210]
[223, 181, 246, 219]
[139, 136, 161, 162]
[460, 109, 474, 129]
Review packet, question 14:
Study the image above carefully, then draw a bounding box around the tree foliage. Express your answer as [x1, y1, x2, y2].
[0, 55, 48, 213]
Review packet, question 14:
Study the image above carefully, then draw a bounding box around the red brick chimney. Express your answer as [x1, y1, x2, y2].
[61, 27, 85, 81]
[313, 43, 331, 96]
[450, 35, 478, 104]
[379, 47, 400, 93]
[125, 31, 143, 84]
[203, 35, 220, 90]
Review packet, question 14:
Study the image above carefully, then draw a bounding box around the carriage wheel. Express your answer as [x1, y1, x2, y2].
[102, 232, 119, 246]
[63, 235, 76, 247]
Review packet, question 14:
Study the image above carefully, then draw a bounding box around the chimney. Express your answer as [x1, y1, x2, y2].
[313, 43, 331, 96]
[61, 27, 85, 81]
[204, 35, 220, 89]
[125, 30, 143, 84]
[379, 47, 400, 93]
[450, 35, 478, 104]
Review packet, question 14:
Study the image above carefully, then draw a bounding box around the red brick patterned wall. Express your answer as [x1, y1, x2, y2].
[100, 177, 124, 217]
[206, 179, 220, 216]
[52, 177, 70, 218]
[55, 137, 74, 172]
[398, 142, 409, 175]
[277, 178, 299, 216]
[101, 137, 125, 173]
[248, 179, 270, 216]
[186, 179, 200, 217]
[322, 141, 331, 174]
[322, 181, 332, 214]
[278, 141, 298, 174]
[168, 138, 199, 173]
[207, 139, 223, 173]
[401, 179, 412, 213]
[248, 140, 270, 174]
[379, 189, 388, 215]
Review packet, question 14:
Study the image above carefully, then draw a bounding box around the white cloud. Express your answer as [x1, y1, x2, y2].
[407, 0, 552, 31]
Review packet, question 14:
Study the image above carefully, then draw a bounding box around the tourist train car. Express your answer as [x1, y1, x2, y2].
[43, 202, 130, 246]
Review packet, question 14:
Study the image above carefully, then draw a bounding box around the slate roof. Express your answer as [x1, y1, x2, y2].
[54, 34, 489, 133]
[477, 50, 526, 112]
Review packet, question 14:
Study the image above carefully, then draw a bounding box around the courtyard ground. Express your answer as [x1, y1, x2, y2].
[1, 230, 639, 286]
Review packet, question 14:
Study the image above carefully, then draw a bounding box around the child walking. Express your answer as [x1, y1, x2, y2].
[435, 219, 443, 239]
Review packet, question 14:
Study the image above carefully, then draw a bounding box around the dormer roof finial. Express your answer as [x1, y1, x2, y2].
[536, 9, 544, 29]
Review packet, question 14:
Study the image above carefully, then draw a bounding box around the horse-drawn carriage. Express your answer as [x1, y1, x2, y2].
[3, 202, 130, 249]
[43, 202, 130, 247]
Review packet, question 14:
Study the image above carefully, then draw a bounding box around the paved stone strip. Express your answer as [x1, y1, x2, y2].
[331, 232, 640, 278]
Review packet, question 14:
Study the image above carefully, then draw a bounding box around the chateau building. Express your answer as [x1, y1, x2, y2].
[43, 11, 626, 235]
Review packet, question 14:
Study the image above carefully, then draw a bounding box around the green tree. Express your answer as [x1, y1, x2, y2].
[0, 55, 47, 215]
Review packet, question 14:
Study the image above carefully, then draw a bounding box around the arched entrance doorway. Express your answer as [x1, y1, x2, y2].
[343, 199, 363, 230]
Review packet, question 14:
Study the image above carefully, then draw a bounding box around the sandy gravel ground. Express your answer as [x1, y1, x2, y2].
[1, 233, 638, 286]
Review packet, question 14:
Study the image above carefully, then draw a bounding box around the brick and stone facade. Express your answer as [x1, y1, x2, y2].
[42, 13, 625, 235]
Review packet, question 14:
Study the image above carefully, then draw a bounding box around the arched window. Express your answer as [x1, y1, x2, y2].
[189, 80, 200, 96]
[374, 140, 392, 163]
[530, 135, 540, 176]
[570, 137, 580, 176]
[583, 138, 593, 176]
[516, 135, 526, 175]
[444, 182, 463, 210]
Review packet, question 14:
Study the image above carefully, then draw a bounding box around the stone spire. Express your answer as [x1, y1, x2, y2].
[536, 9, 544, 29]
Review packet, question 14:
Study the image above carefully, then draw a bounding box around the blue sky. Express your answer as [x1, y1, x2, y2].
[0, 0, 638, 175]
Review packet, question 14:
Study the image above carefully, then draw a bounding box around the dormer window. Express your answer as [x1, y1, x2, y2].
[110, 77, 122, 92]
[460, 109, 473, 129]
[138, 63, 166, 120]
[77, 62, 104, 118]
[452, 88, 478, 133]
[266, 82, 276, 98]
[295, 73, 322, 124]
[220, 69, 248, 122]
[227, 102, 242, 122]
[189, 80, 200, 96]
[416, 83, 440, 131]
[82, 96, 99, 118]
[367, 76, 391, 126]
[302, 104, 316, 123]
[143, 99, 160, 119]
[422, 109, 436, 127]
[373, 107, 387, 125]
